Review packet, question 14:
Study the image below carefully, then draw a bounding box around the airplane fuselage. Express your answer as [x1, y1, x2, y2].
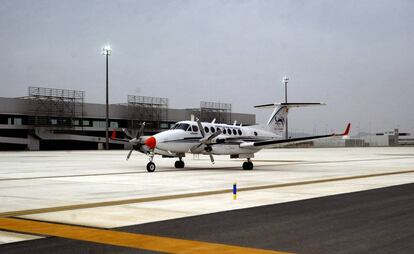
[150, 120, 279, 155]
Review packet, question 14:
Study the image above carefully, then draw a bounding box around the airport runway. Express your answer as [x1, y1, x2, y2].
[0, 183, 413, 254]
[0, 147, 413, 253]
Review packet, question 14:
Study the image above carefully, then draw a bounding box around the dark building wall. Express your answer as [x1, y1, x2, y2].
[0, 97, 256, 150]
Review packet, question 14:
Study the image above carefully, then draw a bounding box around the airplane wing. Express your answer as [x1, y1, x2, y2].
[240, 123, 351, 149]
[110, 131, 131, 142]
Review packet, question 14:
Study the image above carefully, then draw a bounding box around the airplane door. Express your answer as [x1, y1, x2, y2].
[191, 125, 199, 135]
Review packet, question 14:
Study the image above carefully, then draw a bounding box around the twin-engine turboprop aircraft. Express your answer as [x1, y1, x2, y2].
[112, 102, 350, 172]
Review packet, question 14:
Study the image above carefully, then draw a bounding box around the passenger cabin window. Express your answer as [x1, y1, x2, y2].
[223, 129, 227, 134]
[232, 129, 237, 135]
[210, 127, 215, 133]
[192, 125, 198, 132]
[254, 131, 258, 136]
[204, 126, 209, 133]
[227, 129, 231, 135]
[238, 129, 242, 135]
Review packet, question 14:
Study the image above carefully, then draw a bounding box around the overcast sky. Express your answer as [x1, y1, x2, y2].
[1, 0, 413, 134]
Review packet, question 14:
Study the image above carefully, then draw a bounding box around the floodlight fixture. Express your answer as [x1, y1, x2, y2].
[102, 45, 112, 56]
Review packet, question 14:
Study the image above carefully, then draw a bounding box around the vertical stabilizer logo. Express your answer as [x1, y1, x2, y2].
[272, 107, 286, 130]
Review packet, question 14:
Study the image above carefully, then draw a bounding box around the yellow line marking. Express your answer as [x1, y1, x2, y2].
[1, 169, 413, 218]
[0, 218, 291, 254]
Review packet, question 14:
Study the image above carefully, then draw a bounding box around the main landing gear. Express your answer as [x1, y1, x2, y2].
[242, 158, 253, 170]
[174, 157, 185, 169]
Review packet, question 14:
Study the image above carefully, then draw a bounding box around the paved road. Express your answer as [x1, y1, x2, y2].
[1, 183, 413, 254]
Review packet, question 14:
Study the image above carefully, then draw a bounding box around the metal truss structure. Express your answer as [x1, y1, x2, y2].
[26, 86, 84, 127]
[127, 95, 169, 129]
[196, 101, 232, 124]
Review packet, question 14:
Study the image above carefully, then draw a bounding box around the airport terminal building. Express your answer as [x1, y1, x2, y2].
[0, 87, 255, 150]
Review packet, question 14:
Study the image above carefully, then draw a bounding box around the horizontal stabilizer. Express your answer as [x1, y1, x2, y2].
[254, 102, 325, 109]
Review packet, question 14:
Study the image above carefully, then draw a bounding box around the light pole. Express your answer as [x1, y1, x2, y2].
[282, 76, 289, 139]
[102, 45, 112, 150]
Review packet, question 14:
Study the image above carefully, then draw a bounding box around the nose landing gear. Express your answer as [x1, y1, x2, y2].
[146, 151, 156, 172]
[146, 162, 156, 172]
[242, 158, 253, 170]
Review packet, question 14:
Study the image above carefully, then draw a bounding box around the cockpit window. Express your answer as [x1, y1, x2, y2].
[192, 125, 198, 132]
[174, 123, 190, 130]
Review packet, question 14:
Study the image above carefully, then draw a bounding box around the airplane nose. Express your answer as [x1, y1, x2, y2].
[145, 136, 157, 149]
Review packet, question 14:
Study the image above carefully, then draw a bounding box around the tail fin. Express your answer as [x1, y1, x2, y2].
[254, 103, 325, 133]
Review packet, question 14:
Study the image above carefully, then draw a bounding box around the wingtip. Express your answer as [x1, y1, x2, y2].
[110, 131, 116, 140]
[343, 123, 351, 136]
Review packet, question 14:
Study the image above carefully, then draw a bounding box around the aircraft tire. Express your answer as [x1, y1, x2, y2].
[243, 161, 253, 170]
[248, 162, 254, 170]
[147, 162, 156, 172]
[174, 160, 185, 168]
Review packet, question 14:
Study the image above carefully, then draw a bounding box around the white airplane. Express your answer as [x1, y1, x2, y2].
[112, 102, 350, 172]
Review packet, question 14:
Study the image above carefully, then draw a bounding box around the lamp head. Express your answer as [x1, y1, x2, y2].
[102, 45, 112, 56]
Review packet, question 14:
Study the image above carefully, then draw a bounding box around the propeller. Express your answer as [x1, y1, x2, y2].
[124, 122, 146, 161]
[190, 119, 222, 164]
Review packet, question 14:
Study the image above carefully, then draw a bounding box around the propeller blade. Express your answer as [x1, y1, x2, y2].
[126, 148, 134, 161]
[137, 122, 146, 138]
[122, 128, 134, 139]
[199, 129, 222, 145]
[196, 118, 205, 137]
[209, 153, 215, 164]
[191, 124, 222, 153]
[206, 129, 222, 141]
[190, 143, 203, 152]
[129, 138, 139, 144]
